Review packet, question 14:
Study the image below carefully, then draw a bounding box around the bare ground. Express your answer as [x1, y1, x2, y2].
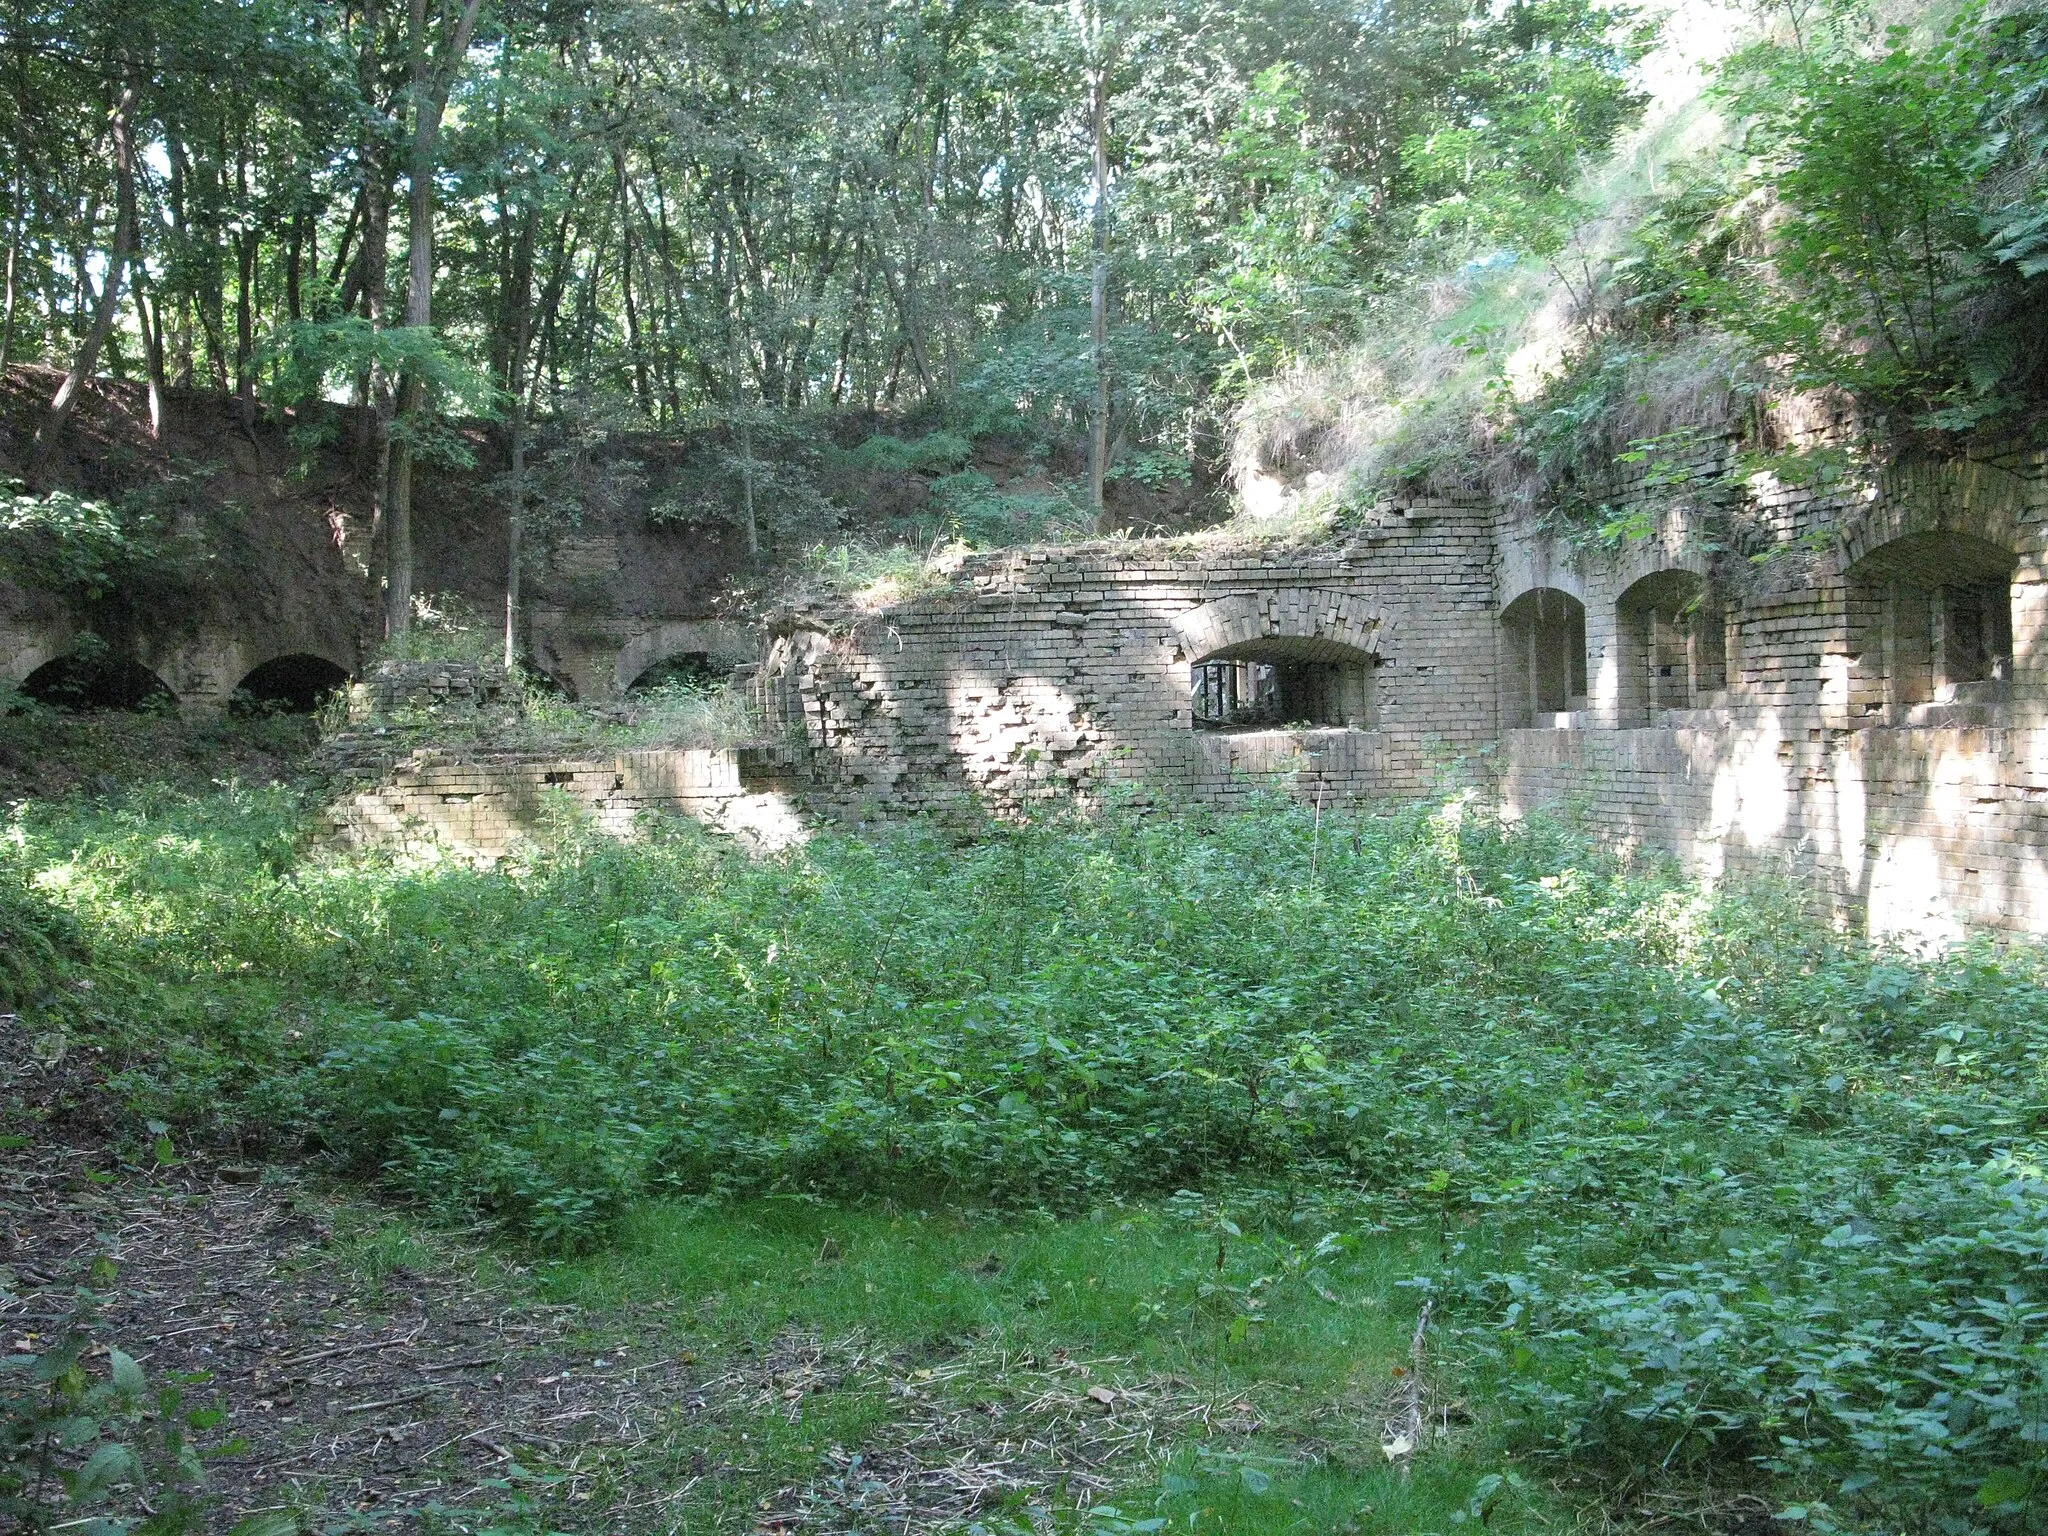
[0, 1017, 1278, 1534]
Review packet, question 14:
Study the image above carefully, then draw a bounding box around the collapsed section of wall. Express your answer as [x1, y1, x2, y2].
[756, 498, 1497, 820]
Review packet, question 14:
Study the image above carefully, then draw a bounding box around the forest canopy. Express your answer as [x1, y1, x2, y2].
[0, 0, 1644, 476]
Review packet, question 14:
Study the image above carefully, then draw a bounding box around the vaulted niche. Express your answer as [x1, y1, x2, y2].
[1500, 588, 1587, 727]
[1617, 570, 1727, 724]
[17, 653, 175, 712]
[1189, 637, 1374, 732]
[232, 654, 351, 715]
[627, 651, 721, 692]
[1847, 531, 2015, 723]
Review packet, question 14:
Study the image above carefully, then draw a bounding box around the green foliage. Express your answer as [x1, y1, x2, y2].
[841, 431, 975, 475]
[1461, 945, 2048, 1531]
[1625, 0, 2048, 425]
[11, 769, 2048, 1528]
[0, 1292, 279, 1535]
[1189, 65, 1372, 388]
[271, 318, 502, 423]
[928, 470, 1086, 547]
[0, 857, 78, 1009]
[0, 486, 163, 600]
[372, 591, 507, 667]
[1403, 0, 1651, 264]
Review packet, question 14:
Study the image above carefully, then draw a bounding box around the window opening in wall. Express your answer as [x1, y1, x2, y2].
[1617, 570, 1726, 724]
[1846, 532, 2015, 722]
[1189, 640, 1373, 731]
[1499, 588, 1587, 727]
[628, 651, 722, 692]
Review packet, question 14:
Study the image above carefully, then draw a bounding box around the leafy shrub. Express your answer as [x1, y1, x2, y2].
[842, 431, 974, 475]
[1630, 1, 2048, 427]
[1, 1294, 285, 1535]
[0, 484, 188, 602]
[12, 781, 2048, 1528]
[0, 872, 75, 1009]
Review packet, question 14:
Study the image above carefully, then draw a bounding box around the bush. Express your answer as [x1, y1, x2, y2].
[11, 782, 2048, 1528]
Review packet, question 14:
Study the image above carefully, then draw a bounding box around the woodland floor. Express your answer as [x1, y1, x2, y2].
[1, 1018, 1309, 1533]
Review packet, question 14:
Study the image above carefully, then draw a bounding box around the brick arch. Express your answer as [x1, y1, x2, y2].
[3, 633, 66, 686]
[1170, 589, 1386, 664]
[612, 620, 760, 694]
[1835, 452, 2026, 574]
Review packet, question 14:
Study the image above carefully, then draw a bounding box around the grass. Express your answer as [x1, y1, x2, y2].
[534, 1198, 1557, 1534]
[6, 717, 2048, 1532]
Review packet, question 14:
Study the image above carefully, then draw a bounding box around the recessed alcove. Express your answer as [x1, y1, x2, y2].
[1500, 588, 1587, 726]
[1846, 531, 2015, 723]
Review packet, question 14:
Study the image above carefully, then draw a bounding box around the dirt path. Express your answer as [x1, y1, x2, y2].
[2, 1017, 703, 1528]
[2, 1020, 1266, 1533]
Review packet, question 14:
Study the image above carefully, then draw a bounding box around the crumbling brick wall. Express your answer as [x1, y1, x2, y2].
[321, 744, 808, 861]
[758, 498, 1499, 822]
[1494, 436, 2048, 942]
[760, 437, 2048, 943]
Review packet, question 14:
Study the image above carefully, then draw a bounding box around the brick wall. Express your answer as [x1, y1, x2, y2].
[319, 432, 2048, 945]
[753, 439, 2048, 943]
[1493, 437, 2048, 941]
[321, 744, 808, 862]
[758, 497, 1499, 822]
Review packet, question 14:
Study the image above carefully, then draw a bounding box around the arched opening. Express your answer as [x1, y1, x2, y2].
[627, 651, 725, 693]
[1501, 588, 1587, 727]
[17, 653, 176, 712]
[231, 654, 351, 715]
[1617, 570, 1727, 724]
[1190, 636, 1375, 732]
[1846, 531, 2014, 723]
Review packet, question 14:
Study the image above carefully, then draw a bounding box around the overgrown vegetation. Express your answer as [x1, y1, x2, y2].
[4, 756, 2046, 1530]
[350, 591, 766, 754]
[1238, 0, 2048, 541]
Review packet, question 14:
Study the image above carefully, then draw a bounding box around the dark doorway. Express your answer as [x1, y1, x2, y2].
[232, 654, 351, 715]
[18, 654, 177, 712]
[628, 652, 722, 691]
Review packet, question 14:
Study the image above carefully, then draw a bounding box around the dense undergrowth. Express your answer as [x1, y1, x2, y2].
[5, 776, 2046, 1531]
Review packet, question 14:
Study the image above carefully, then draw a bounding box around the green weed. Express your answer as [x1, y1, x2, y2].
[5, 776, 2047, 1528]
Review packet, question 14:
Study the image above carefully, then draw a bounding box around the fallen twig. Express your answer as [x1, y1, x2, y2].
[1381, 1296, 1433, 1477]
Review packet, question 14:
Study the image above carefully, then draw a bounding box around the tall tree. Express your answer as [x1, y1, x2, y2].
[37, 78, 137, 460]
[382, 0, 485, 637]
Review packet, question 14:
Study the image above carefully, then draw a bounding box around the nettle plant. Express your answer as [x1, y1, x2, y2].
[1, 1283, 290, 1536]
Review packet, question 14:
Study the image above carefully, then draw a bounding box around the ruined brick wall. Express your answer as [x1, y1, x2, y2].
[321, 744, 808, 862]
[758, 498, 1499, 822]
[1494, 438, 2048, 942]
[757, 436, 2048, 943]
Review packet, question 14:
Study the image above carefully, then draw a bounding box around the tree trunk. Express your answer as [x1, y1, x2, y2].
[383, 0, 487, 637]
[234, 145, 257, 440]
[614, 149, 650, 416]
[502, 198, 535, 671]
[0, 166, 21, 374]
[1088, 40, 1112, 533]
[285, 206, 307, 321]
[731, 324, 758, 559]
[40, 82, 140, 461]
[133, 264, 167, 439]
